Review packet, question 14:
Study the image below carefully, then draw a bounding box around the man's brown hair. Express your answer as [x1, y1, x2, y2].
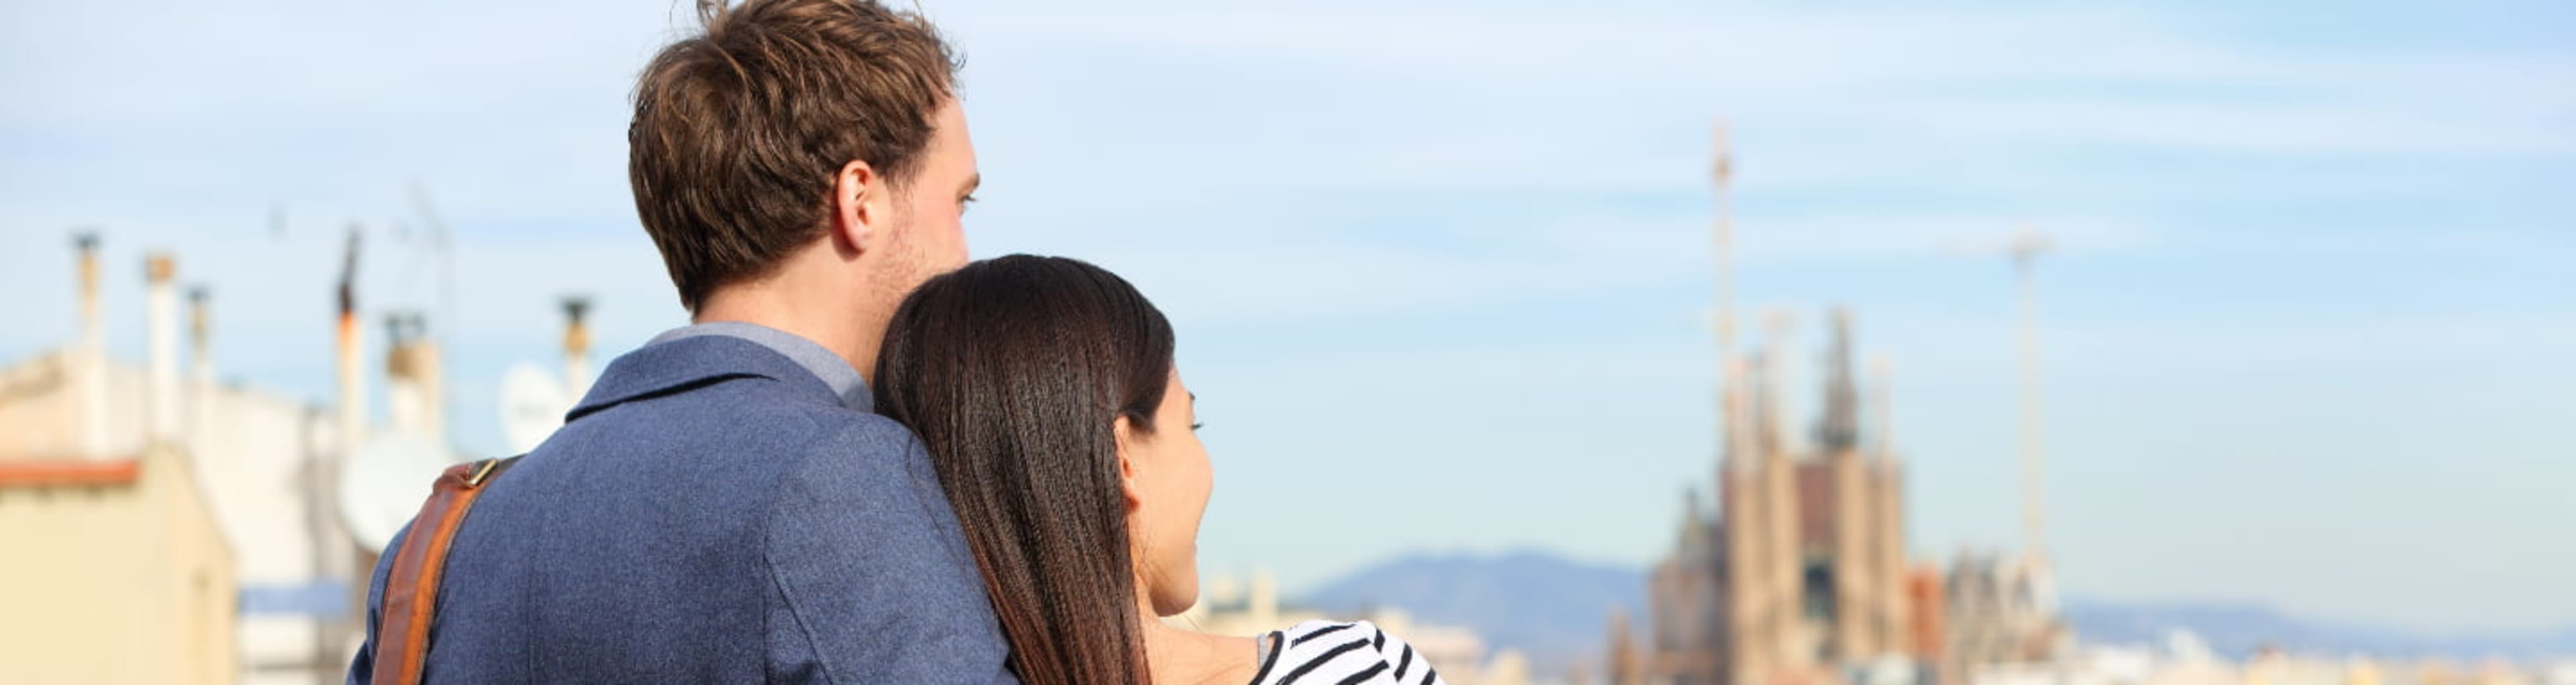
[629, 0, 959, 312]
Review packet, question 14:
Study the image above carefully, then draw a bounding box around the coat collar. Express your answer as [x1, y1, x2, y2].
[567, 334, 851, 422]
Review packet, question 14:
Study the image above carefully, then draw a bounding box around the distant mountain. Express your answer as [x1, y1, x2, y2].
[2063, 599, 2576, 661]
[1295, 550, 2576, 680]
[1297, 550, 1646, 678]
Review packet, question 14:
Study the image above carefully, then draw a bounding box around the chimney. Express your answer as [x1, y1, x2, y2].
[75, 231, 103, 354]
[73, 231, 109, 456]
[190, 286, 215, 458]
[384, 313, 446, 442]
[411, 315, 445, 443]
[144, 252, 180, 447]
[384, 315, 413, 435]
[337, 227, 367, 452]
[561, 296, 593, 400]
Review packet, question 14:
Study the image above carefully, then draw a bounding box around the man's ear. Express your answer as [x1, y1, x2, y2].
[829, 159, 883, 254]
[1114, 415, 1142, 513]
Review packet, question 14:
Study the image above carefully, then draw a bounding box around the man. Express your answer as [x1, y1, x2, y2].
[346, 0, 1011, 681]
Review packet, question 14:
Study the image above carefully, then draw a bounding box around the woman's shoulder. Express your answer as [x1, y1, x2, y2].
[1248, 620, 1444, 685]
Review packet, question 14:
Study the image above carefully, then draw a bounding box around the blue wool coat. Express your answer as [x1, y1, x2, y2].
[347, 333, 1017, 684]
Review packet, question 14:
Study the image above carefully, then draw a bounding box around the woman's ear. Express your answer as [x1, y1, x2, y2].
[1114, 415, 1142, 513]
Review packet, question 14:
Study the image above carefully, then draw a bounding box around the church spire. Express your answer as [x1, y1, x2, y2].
[1755, 309, 1796, 458]
[1816, 307, 1860, 452]
[1868, 353, 1895, 460]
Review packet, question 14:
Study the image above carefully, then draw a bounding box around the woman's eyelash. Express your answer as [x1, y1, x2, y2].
[1190, 422, 1204, 431]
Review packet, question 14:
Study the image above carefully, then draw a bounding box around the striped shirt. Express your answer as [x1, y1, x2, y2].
[1248, 620, 1447, 685]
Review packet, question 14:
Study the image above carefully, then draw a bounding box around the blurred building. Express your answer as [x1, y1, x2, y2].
[1, 231, 608, 683]
[1619, 131, 2077, 685]
[0, 249, 242, 683]
[1953, 635, 2561, 685]
[0, 235, 405, 684]
[1941, 551, 2068, 680]
[1632, 309, 1933, 685]
[1179, 570, 1535, 685]
[0, 445, 239, 683]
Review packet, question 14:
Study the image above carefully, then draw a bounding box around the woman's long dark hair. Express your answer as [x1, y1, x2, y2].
[873, 254, 1176, 685]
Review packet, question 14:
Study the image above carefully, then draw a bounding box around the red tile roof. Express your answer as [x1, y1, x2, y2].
[0, 459, 140, 488]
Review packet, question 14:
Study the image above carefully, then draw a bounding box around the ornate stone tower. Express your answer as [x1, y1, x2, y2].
[1640, 120, 1925, 685]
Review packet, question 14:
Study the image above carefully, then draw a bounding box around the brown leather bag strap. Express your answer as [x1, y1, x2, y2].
[373, 456, 521, 685]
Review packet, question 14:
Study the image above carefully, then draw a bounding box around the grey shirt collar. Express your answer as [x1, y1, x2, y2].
[647, 321, 872, 411]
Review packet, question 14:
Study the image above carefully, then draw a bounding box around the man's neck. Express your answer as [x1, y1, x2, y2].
[693, 279, 885, 383]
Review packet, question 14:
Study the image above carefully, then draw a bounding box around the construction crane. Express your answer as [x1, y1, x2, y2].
[1711, 119, 1742, 464]
[2006, 228, 2052, 564]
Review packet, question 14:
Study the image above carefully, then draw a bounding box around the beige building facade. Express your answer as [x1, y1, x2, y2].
[0, 445, 239, 684]
[1636, 310, 1927, 685]
[2, 242, 368, 684]
[1, 250, 240, 683]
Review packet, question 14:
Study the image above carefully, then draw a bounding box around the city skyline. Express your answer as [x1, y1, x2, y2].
[2, 0, 2570, 635]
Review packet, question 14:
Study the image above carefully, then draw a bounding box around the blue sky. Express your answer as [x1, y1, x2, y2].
[3, 0, 2570, 633]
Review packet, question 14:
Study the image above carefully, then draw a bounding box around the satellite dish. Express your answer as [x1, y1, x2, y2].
[499, 362, 571, 454]
[337, 432, 468, 554]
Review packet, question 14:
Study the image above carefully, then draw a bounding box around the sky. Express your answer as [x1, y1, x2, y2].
[2, 0, 2570, 634]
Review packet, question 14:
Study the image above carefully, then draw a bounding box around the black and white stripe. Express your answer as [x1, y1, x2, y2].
[1250, 621, 1445, 685]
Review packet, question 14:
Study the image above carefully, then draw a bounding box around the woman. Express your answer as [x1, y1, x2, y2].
[875, 255, 1447, 685]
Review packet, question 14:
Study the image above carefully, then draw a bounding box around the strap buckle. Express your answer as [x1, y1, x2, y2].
[462, 458, 505, 487]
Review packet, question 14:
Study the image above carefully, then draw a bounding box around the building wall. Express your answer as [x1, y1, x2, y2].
[1902, 566, 1945, 668]
[1654, 436, 1922, 684]
[4, 348, 362, 684]
[1831, 452, 1872, 659]
[1656, 505, 1724, 684]
[196, 380, 356, 684]
[0, 445, 237, 684]
[1942, 553, 2066, 675]
[1872, 465, 1908, 661]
